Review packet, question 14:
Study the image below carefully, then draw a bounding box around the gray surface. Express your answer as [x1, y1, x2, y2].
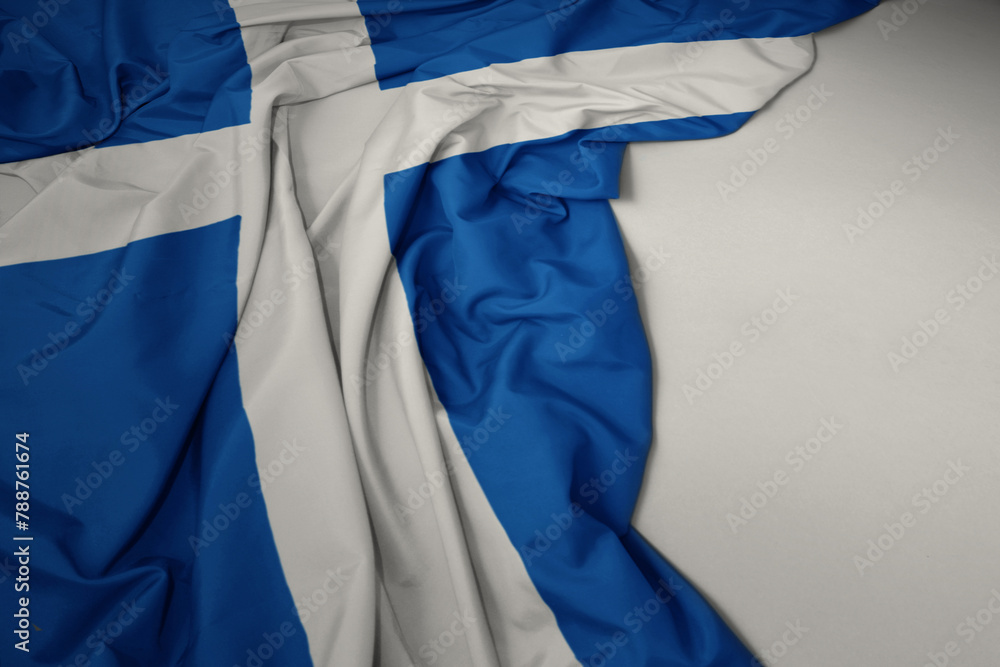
[616, 1, 1000, 665]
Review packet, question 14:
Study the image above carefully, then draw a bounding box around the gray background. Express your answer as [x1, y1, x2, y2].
[617, 1, 1000, 665]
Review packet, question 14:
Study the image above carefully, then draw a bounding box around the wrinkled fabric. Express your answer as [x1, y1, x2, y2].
[0, 1, 877, 665]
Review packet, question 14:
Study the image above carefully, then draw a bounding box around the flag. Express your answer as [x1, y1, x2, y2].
[0, 0, 877, 664]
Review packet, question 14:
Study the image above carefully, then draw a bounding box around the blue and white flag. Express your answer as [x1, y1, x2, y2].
[0, 0, 876, 664]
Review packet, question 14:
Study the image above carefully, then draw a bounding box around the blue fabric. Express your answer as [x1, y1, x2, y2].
[0, 218, 313, 666]
[385, 114, 757, 665]
[360, 0, 878, 88]
[0, 0, 251, 162]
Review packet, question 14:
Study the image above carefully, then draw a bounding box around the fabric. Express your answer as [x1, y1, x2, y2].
[0, 1, 877, 665]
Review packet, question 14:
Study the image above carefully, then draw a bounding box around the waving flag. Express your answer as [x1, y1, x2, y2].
[0, 0, 876, 665]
